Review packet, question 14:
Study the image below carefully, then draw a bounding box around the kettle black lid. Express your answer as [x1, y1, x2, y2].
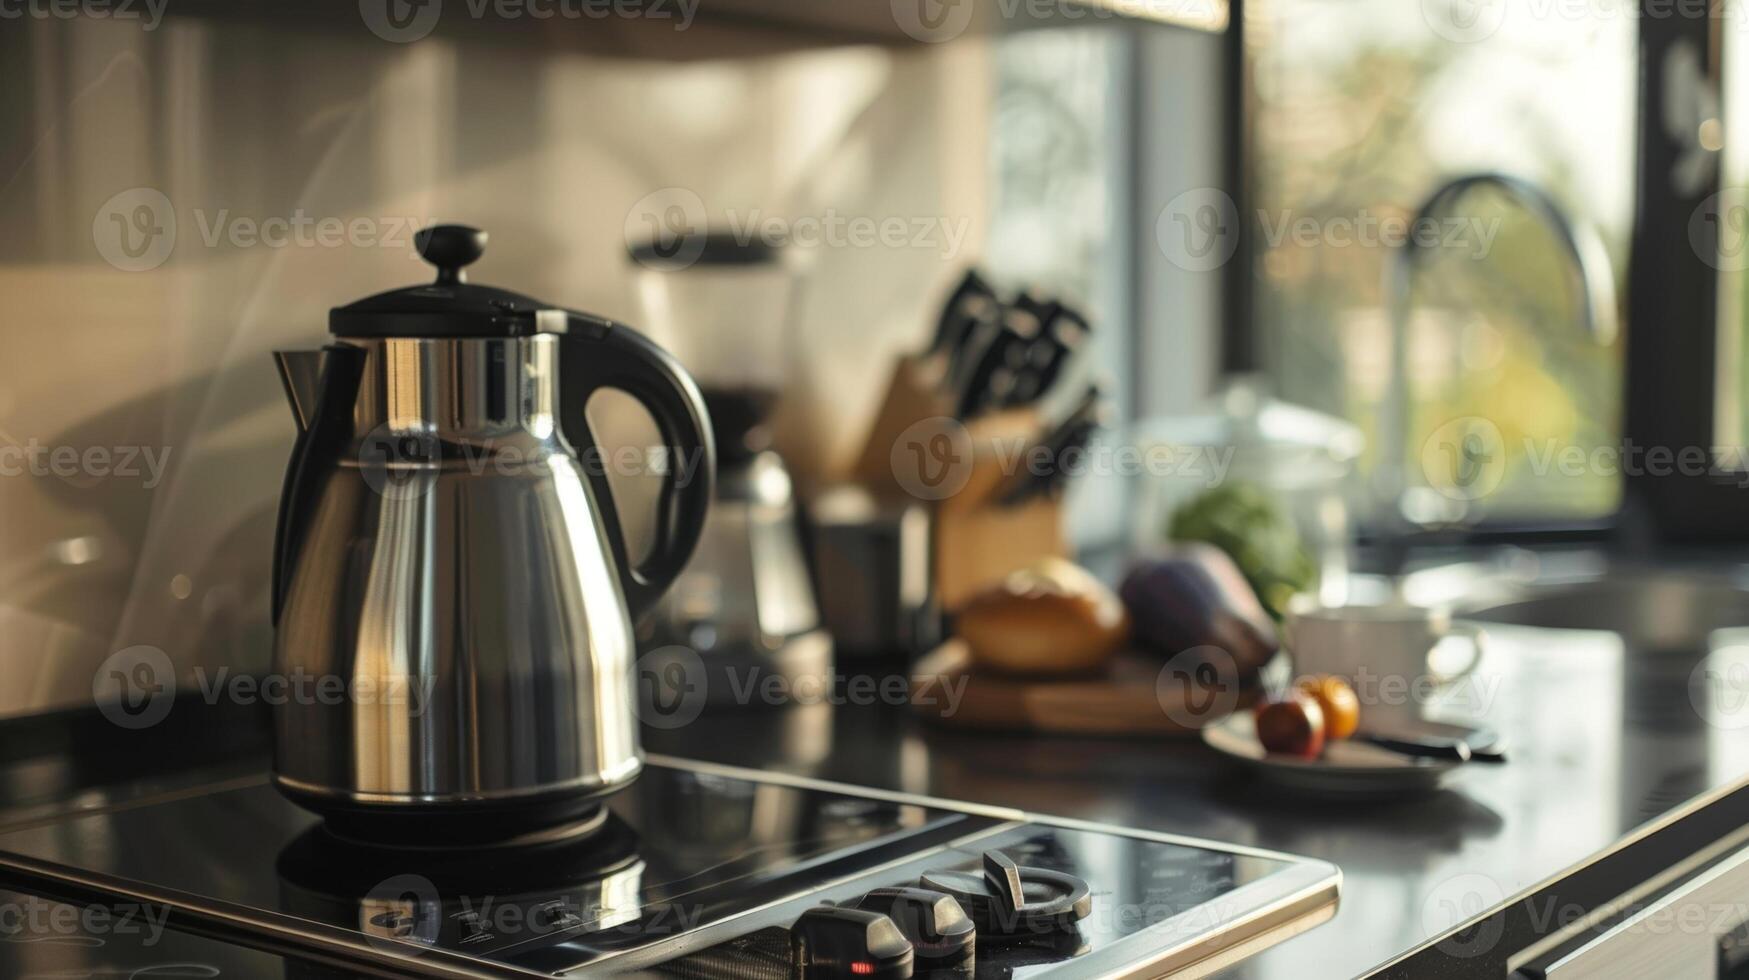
[330, 225, 564, 338]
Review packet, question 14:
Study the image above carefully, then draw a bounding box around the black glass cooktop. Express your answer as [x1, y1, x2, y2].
[0, 885, 329, 978]
[0, 761, 1337, 978]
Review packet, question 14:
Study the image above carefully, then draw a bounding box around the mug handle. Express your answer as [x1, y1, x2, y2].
[560, 313, 716, 623]
[1431, 623, 1486, 687]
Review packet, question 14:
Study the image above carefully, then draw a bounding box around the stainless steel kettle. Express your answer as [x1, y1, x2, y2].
[270, 225, 714, 845]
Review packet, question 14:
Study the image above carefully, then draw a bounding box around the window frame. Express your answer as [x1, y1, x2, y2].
[1621, 5, 1742, 543]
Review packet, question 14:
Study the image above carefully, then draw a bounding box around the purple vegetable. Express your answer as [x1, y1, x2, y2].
[1119, 543, 1279, 677]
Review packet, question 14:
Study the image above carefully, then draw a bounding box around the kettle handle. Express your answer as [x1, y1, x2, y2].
[561, 317, 716, 623]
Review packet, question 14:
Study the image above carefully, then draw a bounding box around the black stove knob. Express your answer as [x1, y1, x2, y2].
[791, 906, 914, 980]
[852, 887, 976, 965]
[918, 850, 1092, 937]
[984, 851, 1027, 917]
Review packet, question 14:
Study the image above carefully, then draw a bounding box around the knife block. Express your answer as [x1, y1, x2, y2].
[932, 410, 1067, 610]
[849, 354, 1069, 611]
[851, 353, 956, 500]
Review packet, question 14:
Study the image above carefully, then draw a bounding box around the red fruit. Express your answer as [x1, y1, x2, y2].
[1255, 695, 1327, 758]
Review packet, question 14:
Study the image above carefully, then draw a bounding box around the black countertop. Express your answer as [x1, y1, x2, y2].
[2, 621, 1748, 977]
[643, 622, 1749, 978]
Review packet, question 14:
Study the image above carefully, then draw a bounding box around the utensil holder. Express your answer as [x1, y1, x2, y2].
[849, 355, 1069, 611]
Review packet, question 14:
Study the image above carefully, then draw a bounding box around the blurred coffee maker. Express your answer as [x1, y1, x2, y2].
[628, 234, 831, 706]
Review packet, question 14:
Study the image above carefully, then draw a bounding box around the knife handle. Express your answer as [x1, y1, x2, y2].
[1358, 733, 1472, 763]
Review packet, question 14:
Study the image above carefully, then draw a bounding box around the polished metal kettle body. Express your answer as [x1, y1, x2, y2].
[270, 226, 714, 843]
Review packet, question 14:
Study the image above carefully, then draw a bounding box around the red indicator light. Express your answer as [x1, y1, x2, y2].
[850, 963, 875, 975]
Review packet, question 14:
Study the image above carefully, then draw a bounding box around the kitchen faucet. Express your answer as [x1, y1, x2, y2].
[1376, 171, 1619, 565]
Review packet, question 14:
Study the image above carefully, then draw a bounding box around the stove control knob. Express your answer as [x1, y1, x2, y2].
[984, 851, 1027, 918]
[791, 906, 914, 980]
[918, 850, 1092, 937]
[853, 887, 976, 965]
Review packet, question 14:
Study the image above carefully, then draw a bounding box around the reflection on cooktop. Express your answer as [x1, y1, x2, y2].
[0, 885, 320, 978]
[0, 763, 986, 974]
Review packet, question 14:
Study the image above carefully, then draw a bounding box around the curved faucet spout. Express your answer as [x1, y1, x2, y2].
[1378, 171, 1620, 541]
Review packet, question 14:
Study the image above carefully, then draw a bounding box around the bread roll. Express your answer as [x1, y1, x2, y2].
[956, 559, 1130, 676]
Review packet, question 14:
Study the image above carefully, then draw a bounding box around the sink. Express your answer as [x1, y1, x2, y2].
[1400, 553, 1749, 652]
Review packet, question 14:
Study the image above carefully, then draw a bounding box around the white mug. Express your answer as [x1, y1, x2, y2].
[1284, 596, 1485, 723]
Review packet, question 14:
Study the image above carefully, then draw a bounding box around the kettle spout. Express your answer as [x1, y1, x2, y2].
[274, 350, 327, 434]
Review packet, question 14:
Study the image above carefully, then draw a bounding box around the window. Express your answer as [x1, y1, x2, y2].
[1248, 0, 1637, 526]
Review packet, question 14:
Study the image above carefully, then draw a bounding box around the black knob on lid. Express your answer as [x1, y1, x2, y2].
[791, 906, 914, 980]
[414, 224, 487, 284]
[329, 223, 552, 337]
[853, 887, 975, 964]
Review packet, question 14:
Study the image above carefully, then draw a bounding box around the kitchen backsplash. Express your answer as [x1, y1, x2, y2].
[0, 13, 993, 719]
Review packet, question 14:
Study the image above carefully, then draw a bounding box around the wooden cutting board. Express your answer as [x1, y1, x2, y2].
[909, 640, 1258, 737]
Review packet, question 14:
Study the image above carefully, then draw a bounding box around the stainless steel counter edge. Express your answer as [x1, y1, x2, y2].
[1363, 770, 1749, 978]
